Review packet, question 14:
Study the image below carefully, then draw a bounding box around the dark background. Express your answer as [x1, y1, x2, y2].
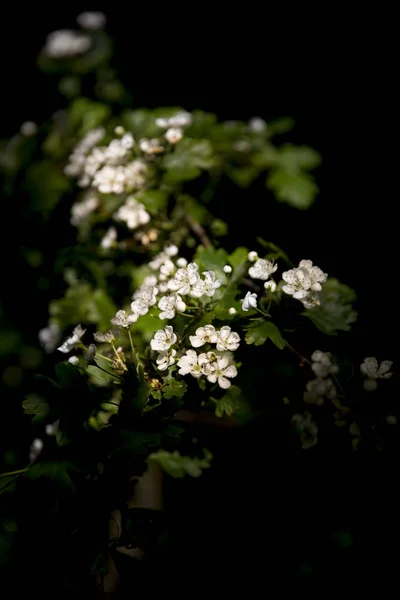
[1, 5, 398, 593]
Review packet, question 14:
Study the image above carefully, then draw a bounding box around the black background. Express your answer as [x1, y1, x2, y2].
[1, 5, 398, 594]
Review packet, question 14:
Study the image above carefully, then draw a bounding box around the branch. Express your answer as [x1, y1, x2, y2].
[184, 215, 211, 248]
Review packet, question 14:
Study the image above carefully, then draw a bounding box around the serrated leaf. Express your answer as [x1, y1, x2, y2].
[193, 246, 230, 279]
[302, 278, 357, 335]
[211, 385, 241, 417]
[148, 449, 212, 478]
[267, 169, 318, 209]
[163, 138, 216, 183]
[27, 461, 75, 493]
[22, 394, 49, 423]
[244, 320, 286, 349]
[162, 374, 188, 400]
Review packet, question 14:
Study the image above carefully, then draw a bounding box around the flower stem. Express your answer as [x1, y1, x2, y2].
[96, 352, 114, 364]
[0, 467, 28, 478]
[111, 341, 128, 371]
[92, 361, 121, 380]
[177, 312, 195, 318]
[128, 327, 138, 366]
[285, 342, 311, 365]
[255, 307, 271, 318]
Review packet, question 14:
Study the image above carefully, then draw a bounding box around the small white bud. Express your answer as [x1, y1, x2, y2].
[264, 280, 276, 292]
[20, 121, 38, 136]
[114, 126, 125, 136]
[223, 265, 232, 274]
[229, 307, 237, 316]
[68, 355, 79, 365]
[176, 257, 188, 268]
[248, 251, 258, 262]
[165, 127, 183, 144]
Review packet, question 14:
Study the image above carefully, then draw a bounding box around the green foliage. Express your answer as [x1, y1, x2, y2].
[163, 138, 216, 183]
[148, 449, 212, 478]
[68, 97, 110, 136]
[215, 246, 249, 319]
[22, 394, 49, 423]
[49, 283, 116, 330]
[302, 278, 357, 335]
[24, 162, 71, 215]
[194, 245, 230, 280]
[267, 169, 318, 210]
[162, 371, 188, 400]
[27, 461, 75, 493]
[136, 190, 169, 213]
[211, 385, 241, 417]
[244, 319, 286, 349]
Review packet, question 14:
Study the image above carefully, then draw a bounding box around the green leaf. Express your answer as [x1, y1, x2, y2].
[87, 364, 117, 386]
[211, 385, 241, 417]
[194, 246, 230, 280]
[92, 289, 117, 331]
[215, 247, 248, 319]
[136, 190, 169, 213]
[163, 138, 216, 182]
[244, 320, 286, 349]
[22, 394, 49, 423]
[172, 194, 210, 225]
[268, 117, 295, 135]
[267, 169, 318, 210]
[148, 449, 212, 478]
[27, 461, 75, 493]
[186, 110, 217, 137]
[68, 97, 110, 136]
[226, 165, 261, 187]
[55, 362, 82, 388]
[302, 278, 357, 335]
[25, 162, 70, 215]
[276, 144, 321, 170]
[162, 373, 188, 400]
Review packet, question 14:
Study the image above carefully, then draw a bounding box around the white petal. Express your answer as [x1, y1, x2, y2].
[218, 376, 231, 389]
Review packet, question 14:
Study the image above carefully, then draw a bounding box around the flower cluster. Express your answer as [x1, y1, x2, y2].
[45, 29, 91, 58]
[177, 350, 237, 389]
[304, 350, 338, 405]
[113, 196, 150, 230]
[282, 260, 327, 309]
[189, 325, 240, 351]
[291, 412, 318, 449]
[360, 357, 393, 391]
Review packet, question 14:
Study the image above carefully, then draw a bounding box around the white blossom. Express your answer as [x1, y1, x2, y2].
[150, 326, 177, 352]
[70, 192, 99, 226]
[20, 121, 37, 136]
[176, 257, 188, 268]
[149, 245, 179, 270]
[304, 377, 336, 405]
[139, 138, 164, 154]
[156, 348, 177, 371]
[45, 420, 60, 436]
[168, 263, 200, 295]
[114, 196, 150, 229]
[94, 331, 115, 343]
[123, 160, 147, 191]
[68, 356, 79, 365]
[156, 111, 192, 129]
[29, 438, 44, 463]
[291, 413, 318, 449]
[215, 326, 240, 352]
[201, 353, 237, 389]
[121, 133, 134, 149]
[111, 309, 137, 328]
[361, 357, 393, 391]
[190, 270, 222, 298]
[100, 226, 117, 250]
[229, 307, 237, 316]
[189, 325, 218, 348]
[158, 294, 186, 320]
[57, 324, 86, 353]
[240, 292, 257, 311]
[248, 251, 258, 262]
[223, 265, 232, 274]
[249, 117, 267, 133]
[177, 349, 203, 378]
[77, 11, 106, 30]
[104, 138, 131, 164]
[160, 260, 175, 277]
[282, 260, 327, 308]
[93, 165, 126, 194]
[311, 350, 339, 378]
[248, 258, 277, 281]
[165, 245, 179, 257]
[114, 126, 125, 136]
[165, 127, 183, 144]
[264, 280, 277, 292]
[45, 29, 91, 58]
[38, 323, 61, 353]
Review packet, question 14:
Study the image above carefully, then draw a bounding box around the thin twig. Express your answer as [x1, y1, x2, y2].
[185, 215, 211, 248]
[285, 342, 311, 365]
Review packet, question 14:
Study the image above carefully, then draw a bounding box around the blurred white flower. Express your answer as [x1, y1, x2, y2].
[20, 121, 37, 136]
[291, 413, 318, 449]
[114, 196, 150, 229]
[249, 117, 267, 133]
[229, 307, 237, 316]
[139, 138, 164, 154]
[165, 127, 183, 144]
[45, 29, 91, 58]
[176, 257, 188, 268]
[77, 11, 106, 30]
[29, 438, 44, 463]
[70, 192, 99, 226]
[361, 357, 393, 391]
[248, 251, 258, 262]
[38, 323, 61, 353]
[57, 325, 86, 354]
[68, 356, 79, 365]
[45, 420, 60, 436]
[240, 292, 257, 311]
[100, 226, 117, 250]
[223, 265, 232, 274]
[94, 331, 115, 343]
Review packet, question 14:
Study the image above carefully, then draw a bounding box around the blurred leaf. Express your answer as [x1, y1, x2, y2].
[27, 461, 75, 493]
[22, 394, 49, 423]
[68, 97, 110, 136]
[226, 165, 261, 187]
[163, 138, 216, 183]
[136, 190, 168, 213]
[244, 320, 286, 349]
[302, 278, 357, 335]
[92, 289, 117, 330]
[277, 144, 321, 170]
[148, 449, 212, 478]
[194, 246, 230, 279]
[25, 162, 70, 215]
[267, 169, 318, 210]
[55, 362, 83, 388]
[186, 110, 217, 137]
[268, 117, 295, 135]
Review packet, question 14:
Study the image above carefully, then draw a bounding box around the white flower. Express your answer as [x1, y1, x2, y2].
[123, 160, 147, 191]
[202, 354, 238, 389]
[94, 331, 115, 343]
[38, 323, 61, 353]
[20, 121, 37, 136]
[291, 413, 318, 450]
[70, 192, 99, 226]
[216, 326, 240, 351]
[114, 126, 125, 136]
[158, 294, 186, 319]
[189, 325, 218, 348]
[282, 260, 327, 304]
[93, 165, 126, 194]
[177, 349, 203, 378]
[149, 245, 179, 270]
[104, 138, 131, 164]
[168, 263, 200, 295]
[361, 357, 393, 391]
[240, 292, 257, 311]
[150, 326, 177, 352]
[190, 270, 222, 298]
[160, 260, 175, 277]
[156, 348, 177, 371]
[77, 11, 106, 30]
[223, 265, 232, 274]
[155, 118, 169, 129]
[143, 275, 158, 287]
[165, 127, 183, 144]
[57, 324, 86, 353]
[304, 377, 336, 405]
[176, 257, 188, 268]
[45, 29, 91, 58]
[111, 309, 137, 328]
[100, 226, 117, 250]
[114, 196, 150, 230]
[165, 244, 179, 257]
[121, 133, 134, 149]
[168, 111, 192, 128]
[264, 280, 276, 292]
[139, 138, 165, 154]
[249, 117, 267, 133]
[45, 420, 60, 436]
[68, 356, 79, 365]
[132, 283, 158, 317]
[311, 350, 338, 378]
[229, 307, 237, 316]
[29, 438, 44, 463]
[248, 258, 278, 281]
[248, 251, 258, 262]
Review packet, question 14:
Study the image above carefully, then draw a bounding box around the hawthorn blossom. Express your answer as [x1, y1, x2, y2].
[190, 270, 222, 298]
[132, 282, 158, 315]
[291, 413, 318, 449]
[111, 309, 137, 328]
[156, 348, 177, 371]
[158, 294, 186, 319]
[304, 377, 336, 405]
[229, 307, 237, 316]
[93, 165, 126, 194]
[311, 350, 339, 378]
[360, 357, 393, 391]
[68, 356, 79, 365]
[240, 292, 257, 311]
[45, 30, 91, 58]
[160, 260, 175, 277]
[201, 354, 238, 389]
[168, 263, 200, 295]
[100, 226, 117, 250]
[189, 325, 218, 348]
[114, 196, 150, 229]
[177, 349, 203, 378]
[70, 192, 99, 226]
[150, 326, 177, 352]
[165, 127, 183, 144]
[38, 322, 61, 353]
[45, 420, 60, 436]
[176, 257, 188, 268]
[57, 324, 86, 353]
[264, 280, 277, 292]
[249, 117, 267, 133]
[94, 331, 115, 343]
[29, 438, 43, 463]
[223, 265, 232, 274]
[20, 121, 37, 136]
[282, 260, 327, 308]
[248, 258, 277, 281]
[215, 326, 240, 352]
[156, 111, 192, 129]
[77, 11, 106, 30]
[248, 251, 258, 262]
[139, 138, 165, 154]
